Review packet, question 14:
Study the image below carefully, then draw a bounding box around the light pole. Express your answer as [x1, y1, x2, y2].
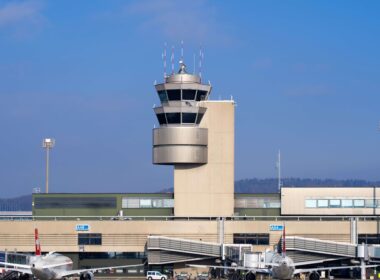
[42, 138, 55, 193]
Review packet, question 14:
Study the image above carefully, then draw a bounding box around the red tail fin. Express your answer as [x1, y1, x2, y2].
[282, 225, 286, 257]
[34, 228, 41, 256]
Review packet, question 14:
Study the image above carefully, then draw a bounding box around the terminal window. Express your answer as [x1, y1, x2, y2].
[305, 198, 376, 208]
[34, 197, 116, 209]
[122, 197, 174, 208]
[359, 234, 380, 244]
[235, 198, 281, 208]
[78, 233, 102, 245]
[233, 233, 269, 245]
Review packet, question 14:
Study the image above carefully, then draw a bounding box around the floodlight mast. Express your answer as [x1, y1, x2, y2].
[42, 138, 55, 193]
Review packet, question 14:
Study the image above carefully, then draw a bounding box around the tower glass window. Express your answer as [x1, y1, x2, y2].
[157, 90, 168, 102]
[196, 90, 208, 101]
[156, 113, 166, 125]
[182, 113, 197, 123]
[167, 89, 181, 101]
[196, 113, 204, 124]
[182, 89, 196, 100]
[166, 113, 181, 124]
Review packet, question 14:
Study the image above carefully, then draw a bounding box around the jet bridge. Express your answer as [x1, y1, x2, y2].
[147, 236, 221, 264]
[146, 236, 251, 265]
[284, 236, 356, 264]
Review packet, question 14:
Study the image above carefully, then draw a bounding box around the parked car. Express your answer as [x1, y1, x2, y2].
[176, 271, 190, 280]
[147, 271, 168, 280]
[197, 272, 209, 280]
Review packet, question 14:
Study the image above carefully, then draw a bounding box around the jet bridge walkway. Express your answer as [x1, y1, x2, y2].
[147, 236, 221, 264]
[146, 236, 251, 265]
[285, 236, 356, 264]
[286, 236, 356, 257]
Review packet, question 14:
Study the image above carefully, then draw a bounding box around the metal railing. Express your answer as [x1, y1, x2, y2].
[0, 215, 380, 221]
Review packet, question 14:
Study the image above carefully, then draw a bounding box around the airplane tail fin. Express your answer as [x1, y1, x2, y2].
[282, 225, 286, 257]
[34, 228, 41, 256]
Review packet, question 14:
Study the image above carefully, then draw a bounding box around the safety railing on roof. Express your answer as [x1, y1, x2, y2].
[0, 215, 380, 221]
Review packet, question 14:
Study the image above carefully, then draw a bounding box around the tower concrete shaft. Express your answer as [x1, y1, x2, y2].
[153, 60, 234, 217]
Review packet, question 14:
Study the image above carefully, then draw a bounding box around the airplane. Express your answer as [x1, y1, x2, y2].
[189, 226, 377, 280]
[0, 228, 143, 280]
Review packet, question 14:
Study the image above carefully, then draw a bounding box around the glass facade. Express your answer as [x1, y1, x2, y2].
[122, 197, 174, 209]
[34, 197, 117, 209]
[166, 113, 181, 124]
[196, 90, 208, 101]
[359, 234, 380, 244]
[182, 113, 197, 123]
[195, 113, 204, 124]
[233, 233, 269, 245]
[305, 198, 379, 208]
[155, 112, 203, 125]
[78, 233, 102, 245]
[235, 197, 281, 208]
[156, 89, 209, 102]
[166, 90, 181, 101]
[79, 252, 145, 260]
[156, 113, 166, 125]
[182, 90, 196, 100]
[157, 91, 168, 103]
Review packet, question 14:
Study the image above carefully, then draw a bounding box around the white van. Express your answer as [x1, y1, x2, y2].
[146, 271, 168, 280]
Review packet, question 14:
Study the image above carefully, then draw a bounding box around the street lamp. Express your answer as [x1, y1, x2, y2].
[42, 138, 55, 193]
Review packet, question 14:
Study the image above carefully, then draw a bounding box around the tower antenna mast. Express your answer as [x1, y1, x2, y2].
[181, 40, 184, 62]
[277, 150, 282, 192]
[171, 45, 175, 75]
[199, 46, 204, 81]
[162, 42, 167, 79]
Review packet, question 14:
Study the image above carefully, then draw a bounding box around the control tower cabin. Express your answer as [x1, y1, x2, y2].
[153, 61, 234, 217]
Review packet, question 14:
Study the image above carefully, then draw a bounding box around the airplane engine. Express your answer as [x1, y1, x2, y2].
[80, 272, 94, 280]
[19, 273, 31, 280]
[245, 272, 256, 280]
[309, 272, 320, 280]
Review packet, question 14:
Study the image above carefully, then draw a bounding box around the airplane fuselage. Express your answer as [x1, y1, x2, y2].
[29, 253, 73, 280]
[270, 255, 295, 280]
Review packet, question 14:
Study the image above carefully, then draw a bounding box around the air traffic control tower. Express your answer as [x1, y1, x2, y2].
[153, 61, 235, 217]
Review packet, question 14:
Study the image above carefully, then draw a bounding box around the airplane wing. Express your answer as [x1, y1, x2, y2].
[2, 267, 33, 275]
[294, 258, 344, 267]
[0, 262, 31, 270]
[58, 263, 144, 278]
[294, 264, 378, 275]
[0, 262, 32, 275]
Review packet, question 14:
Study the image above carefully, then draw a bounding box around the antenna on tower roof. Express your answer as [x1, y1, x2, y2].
[181, 40, 184, 62]
[199, 45, 204, 81]
[193, 53, 196, 74]
[171, 45, 175, 75]
[162, 42, 167, 79]
[276, 150, 282, 192]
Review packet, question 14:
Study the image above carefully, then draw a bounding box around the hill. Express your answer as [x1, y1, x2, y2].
[2, 178, 380, 211]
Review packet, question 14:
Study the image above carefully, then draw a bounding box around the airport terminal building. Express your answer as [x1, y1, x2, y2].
[1, 61, 380, 278]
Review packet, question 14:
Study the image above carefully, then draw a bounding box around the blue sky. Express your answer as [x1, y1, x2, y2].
[0, 0, 379, 197]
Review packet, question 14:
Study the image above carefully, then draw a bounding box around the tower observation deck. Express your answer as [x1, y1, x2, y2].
[153, 61, 211, 164]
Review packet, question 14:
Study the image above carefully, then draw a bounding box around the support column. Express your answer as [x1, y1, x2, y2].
[361, 259, 366, 280]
